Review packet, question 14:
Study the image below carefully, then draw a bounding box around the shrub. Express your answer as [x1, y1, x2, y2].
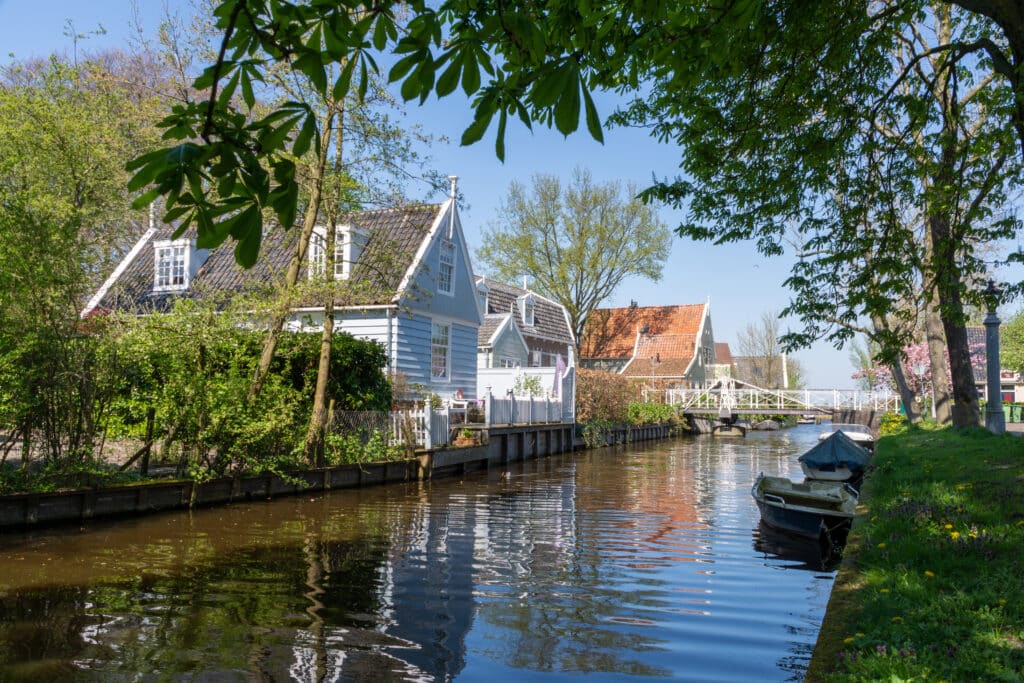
[878, 411, 908, 436]
[626, 402, 677, 425]
[576, 368, 642, 422]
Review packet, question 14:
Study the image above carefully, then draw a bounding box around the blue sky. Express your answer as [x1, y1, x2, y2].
[0, 0, 943, 389]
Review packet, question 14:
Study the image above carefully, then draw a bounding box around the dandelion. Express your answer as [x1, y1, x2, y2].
[877, 542, 887, 548]
[999, 599, 1007, 606]
[844, 636, 855, 644]
[950, 531, 960, 540]
[880, 588, 890, 593]
[944, 524, 953, 530]
[892, 616, 903, 623]
[924, 570, 935, 577]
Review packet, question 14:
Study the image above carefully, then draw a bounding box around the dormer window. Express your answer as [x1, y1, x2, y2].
[518, 294, 536, 327]
[438, 240, 456, 295]
[476, 279, 490, 313]
[153, 239, 206, 292]
[309, 225, 368, 280]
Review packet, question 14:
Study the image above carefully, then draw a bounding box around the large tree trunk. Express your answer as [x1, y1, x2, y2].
[924, 290, 954, 424]
[248, 113, 336, 402]
[929, 210, 981, 427]
[890, 358, 920, 423]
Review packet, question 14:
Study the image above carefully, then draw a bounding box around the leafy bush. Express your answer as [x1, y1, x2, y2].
[576, 368, 642, 422]
[878, 411, 908, 436]
[626, 402, 677, 425]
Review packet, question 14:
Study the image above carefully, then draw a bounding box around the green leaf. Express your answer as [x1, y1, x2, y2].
[461, 108, 494, 146]
[131, 187, 163, 210]
[553, 68, 581, 136]
[332, 56, 356, 101]
[436, 55, 461, 97]
[389, 52, 420, 84]
[495, 109, 507, 161]
[240, 67, 255, 109]
[234, 217, 263, 268]
[293, 112, 317, 157]
[462, 49, 480, 95]
[293, 51, 327, 93]
[218, 68, 241, 108]
[581, 84, 604, 143]
[531, 66, 571, 109]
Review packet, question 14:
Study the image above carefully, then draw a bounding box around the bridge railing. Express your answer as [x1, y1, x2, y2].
[661, 388, 899, 413]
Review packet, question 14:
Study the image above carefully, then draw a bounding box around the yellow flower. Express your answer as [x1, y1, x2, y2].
[951, 531, 960, 540]
[856, 632, 864, 637]
[877, 542, 887, 548]
[999, 599, 1007, 606]
[924, 570, 935, 577]
[844, 637, 855, 644]
[892, 616, 903, 623]
[944, 524, 953, 530]
[880, 588, 890, 593]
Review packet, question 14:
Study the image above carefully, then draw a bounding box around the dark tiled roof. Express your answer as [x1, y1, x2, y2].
[476, 278, 573, 345]
[95, 205, 441, 314]
[579, 304, 705, 360]
[478, 314, 509, 346]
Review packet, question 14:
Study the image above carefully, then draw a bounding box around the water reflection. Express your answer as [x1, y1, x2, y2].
[0, 426, 835, 682]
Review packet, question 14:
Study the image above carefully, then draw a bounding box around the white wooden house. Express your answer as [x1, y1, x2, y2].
[83, 179, 483, 403]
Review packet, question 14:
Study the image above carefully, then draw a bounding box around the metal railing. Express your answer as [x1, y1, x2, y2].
[663, 387, 899, 413]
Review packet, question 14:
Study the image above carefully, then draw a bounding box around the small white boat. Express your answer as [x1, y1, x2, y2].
[752, 474, 858, 539]
[819, 423, 875, 451]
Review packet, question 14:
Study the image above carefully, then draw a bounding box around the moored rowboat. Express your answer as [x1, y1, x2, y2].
[751, 474, 858, 539]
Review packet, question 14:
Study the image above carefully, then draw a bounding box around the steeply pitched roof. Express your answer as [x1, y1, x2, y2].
[475, 277, 573, 346]
[714, 342, 734, 365]
[93, 205, 442, 314]
[579, 304, 706, 360]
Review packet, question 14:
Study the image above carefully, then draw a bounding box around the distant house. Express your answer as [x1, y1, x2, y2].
[474, 278, 575, 407]
[711, 342, 735, 381]
[967, 326, 1022, 402]
[578, 302, 716, 388]
[83, 180, 483, 402]
[475, 277, 575, 369]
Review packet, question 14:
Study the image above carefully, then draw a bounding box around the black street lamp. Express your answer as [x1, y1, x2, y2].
[983, 279, 1005, 434]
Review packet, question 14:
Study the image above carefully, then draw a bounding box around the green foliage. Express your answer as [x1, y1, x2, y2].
[1000, 312, 1024, 376]
[476, 169, 671, 342]
[811, 427, 1024, 681]
[581, 420, 617, 449]
[878, 412, 908, 437]
[512, 373, 546, 397]
[324, 429, 404, 465]
[625, 402, 676, 425]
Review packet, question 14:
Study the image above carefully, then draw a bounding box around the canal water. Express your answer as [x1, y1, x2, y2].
[0, 425, 838, 682]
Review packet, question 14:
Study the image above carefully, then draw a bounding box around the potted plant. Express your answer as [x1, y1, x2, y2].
[453, 428, 477, 447]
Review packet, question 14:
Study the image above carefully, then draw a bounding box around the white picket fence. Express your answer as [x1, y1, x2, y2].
[390, 387, 573, 448]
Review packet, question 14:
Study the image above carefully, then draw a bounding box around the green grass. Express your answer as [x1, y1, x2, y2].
[807, 424, 1024, 682]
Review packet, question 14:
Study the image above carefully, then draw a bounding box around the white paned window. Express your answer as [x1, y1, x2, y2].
[529, 350, 542, 367]
[309, 230, 326, 278]
[154, 242, 188, 291]
[519, 295, 535, 326]
[499, 357, 520, 368]
[438, 240, 455, 295]
[431, 322, 450, 380]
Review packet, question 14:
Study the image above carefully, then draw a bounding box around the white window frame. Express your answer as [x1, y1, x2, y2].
[154, 240, 189, 291]
[431, 321, 451, 381]
[438, 240, 456, 295]
[308, 229, 327, 279]
[499, 357, 520, 368]
[520, 295, 536, 327]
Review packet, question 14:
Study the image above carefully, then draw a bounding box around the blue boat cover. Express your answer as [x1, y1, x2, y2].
[798, 430, 872, 470]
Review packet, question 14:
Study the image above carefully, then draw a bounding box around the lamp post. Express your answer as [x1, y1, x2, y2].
[912, 361, 927, 420]
[983, 279, 1005, 434]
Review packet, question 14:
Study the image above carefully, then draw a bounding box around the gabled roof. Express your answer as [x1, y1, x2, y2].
[579, 304, 706, 360]
[714, 342, 734, 365]
[90, 205, 443, 315]
[475, 277, 573, 345]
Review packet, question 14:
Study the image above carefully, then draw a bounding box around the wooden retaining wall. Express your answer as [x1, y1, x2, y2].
[0, 421, 676, 530]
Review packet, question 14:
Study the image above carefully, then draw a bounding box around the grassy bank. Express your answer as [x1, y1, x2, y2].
[807, 425, 1024, 681]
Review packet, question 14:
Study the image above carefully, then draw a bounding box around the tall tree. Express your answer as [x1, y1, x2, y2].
[734, 310, 805, 389]
[476, 168, 670, 343]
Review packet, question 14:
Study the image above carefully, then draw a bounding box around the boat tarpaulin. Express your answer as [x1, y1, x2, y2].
[798, 430, 871, 470]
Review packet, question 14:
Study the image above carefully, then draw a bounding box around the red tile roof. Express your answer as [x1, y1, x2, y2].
[579, 304, 706, 360]
[714, 342, 733, 365]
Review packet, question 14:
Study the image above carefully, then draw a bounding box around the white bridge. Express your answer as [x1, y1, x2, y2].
[655, 379, 899, 415]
